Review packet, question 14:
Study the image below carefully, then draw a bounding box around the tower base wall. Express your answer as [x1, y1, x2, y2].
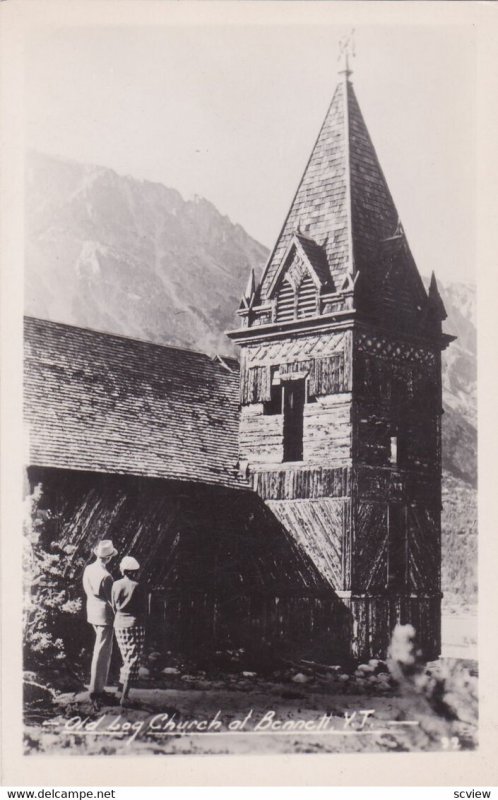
[345, 594, 441, 661]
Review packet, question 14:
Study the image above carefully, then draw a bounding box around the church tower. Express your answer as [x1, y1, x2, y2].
[227, 55, 453, 660]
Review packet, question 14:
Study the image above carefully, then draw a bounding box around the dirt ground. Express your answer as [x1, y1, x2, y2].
[23, 613, 478, 756]
[24, 661, 477, 756]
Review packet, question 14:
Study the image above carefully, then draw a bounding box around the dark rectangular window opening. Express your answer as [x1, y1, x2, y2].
[263, 383, 283, 415]
[387, 503, 408, 592]
[283, 379, 305, 462]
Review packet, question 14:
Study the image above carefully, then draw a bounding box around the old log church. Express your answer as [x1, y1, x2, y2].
[24, 57, 453, 661]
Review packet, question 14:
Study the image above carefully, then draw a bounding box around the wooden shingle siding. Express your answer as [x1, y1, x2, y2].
[347, 86, 399, 279]
[259, 82, 349, 297]
[257, 77, 425, 313]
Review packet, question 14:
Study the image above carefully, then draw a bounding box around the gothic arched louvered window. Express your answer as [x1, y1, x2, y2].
[275, 280, 295, 322]
[296, 275, 318, 318]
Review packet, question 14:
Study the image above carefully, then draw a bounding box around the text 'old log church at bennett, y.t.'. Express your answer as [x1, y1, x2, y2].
[23, 52, 454, 662]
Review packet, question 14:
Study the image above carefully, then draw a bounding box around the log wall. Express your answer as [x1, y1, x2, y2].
[239, 395, 352, 466]
[152, 593, 352, 660]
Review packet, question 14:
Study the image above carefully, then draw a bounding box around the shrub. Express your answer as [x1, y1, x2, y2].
[23, 482, 88, 688]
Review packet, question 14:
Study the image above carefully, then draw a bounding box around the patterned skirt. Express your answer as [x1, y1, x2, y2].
[114, 625, 145, 684]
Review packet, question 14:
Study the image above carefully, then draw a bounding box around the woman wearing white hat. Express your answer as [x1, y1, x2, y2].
[112, 556, 148, 706]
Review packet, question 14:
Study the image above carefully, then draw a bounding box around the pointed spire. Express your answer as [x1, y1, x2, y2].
[428, 272, 447, 321]
[256, 40, 429, 331]
[239, 267, 257, 312]
[244, 268, 256, 301]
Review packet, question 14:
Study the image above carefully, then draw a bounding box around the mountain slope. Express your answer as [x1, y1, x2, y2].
[25, 151, 267, 355]
[438, 281, 477, 488]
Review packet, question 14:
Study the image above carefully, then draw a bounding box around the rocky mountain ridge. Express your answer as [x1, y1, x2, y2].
[25, 151, 267, 356]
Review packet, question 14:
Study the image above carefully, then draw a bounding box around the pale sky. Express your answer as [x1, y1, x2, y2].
[25, 22, 476, 284]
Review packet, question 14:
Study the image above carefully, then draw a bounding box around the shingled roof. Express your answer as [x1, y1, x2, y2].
[258, 68, 425, 309]
[24, 317, 245, 489]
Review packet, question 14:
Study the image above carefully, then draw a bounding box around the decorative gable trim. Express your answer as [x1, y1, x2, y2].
[267, 234, 327, 299]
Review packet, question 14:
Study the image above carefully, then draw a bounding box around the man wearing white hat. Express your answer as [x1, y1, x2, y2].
[82, 539, 118, 705]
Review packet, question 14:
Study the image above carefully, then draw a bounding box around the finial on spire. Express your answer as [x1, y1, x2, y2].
[338, 28, 356, 78]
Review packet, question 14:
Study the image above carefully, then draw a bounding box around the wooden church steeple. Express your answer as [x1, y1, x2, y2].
[232, 51, 449, 341]
[227, 49, 453, 662]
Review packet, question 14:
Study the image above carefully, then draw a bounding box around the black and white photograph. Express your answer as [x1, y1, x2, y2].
[2, 0, 494, 787]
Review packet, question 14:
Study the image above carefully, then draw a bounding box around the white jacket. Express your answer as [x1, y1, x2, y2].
[83, 561, 114, 625]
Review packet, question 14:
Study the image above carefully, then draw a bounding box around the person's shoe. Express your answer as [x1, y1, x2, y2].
[89, 692, 102, 711]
